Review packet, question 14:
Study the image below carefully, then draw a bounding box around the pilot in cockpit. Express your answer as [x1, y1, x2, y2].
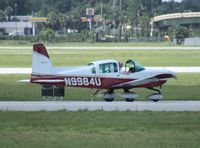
[125, 59, 135, 73]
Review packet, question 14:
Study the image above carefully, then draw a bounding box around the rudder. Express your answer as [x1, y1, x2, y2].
[32, 43, 53, 75]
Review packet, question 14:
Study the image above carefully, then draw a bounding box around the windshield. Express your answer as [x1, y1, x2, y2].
[125, 60, 145, 73]
[134, 61, 145, 72]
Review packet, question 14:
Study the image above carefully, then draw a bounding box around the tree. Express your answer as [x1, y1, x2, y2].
[68, 11, 82, 31]
[47, 11, 60, 30]
[38, 27, 55, 42]
[0, 10, 6, 22]
[4, 6, 13, 21]
[182, 0, 200, 12]
[59, 13, 68, 33]
[0, 0, 198, 40]
[175, 26, 189, 45]
[138, 15, 150, 37]
[125, 0, 152, 37]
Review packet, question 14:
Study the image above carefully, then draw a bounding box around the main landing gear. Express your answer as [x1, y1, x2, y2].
[103, 89, 116, 102]
[96, 89, 116, 102]
[96, 87, 163, 102]
[120, 88, 138, 102]
[147, 87, 163, 102]
[97, 88, 138, 102]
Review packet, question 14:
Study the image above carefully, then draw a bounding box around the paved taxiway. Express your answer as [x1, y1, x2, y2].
[0, 101, 200, 111]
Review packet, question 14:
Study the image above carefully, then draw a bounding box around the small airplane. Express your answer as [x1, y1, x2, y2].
[19, 43, 176, 102]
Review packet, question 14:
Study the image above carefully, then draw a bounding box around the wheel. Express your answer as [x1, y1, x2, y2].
[104, 98, 114, 102]
[120, 90, 138, 102]
[103, 91, 116, 102]
[125, 98, 135, 102]
[147, 93, 163, 102]
[152, 99, 159, 102]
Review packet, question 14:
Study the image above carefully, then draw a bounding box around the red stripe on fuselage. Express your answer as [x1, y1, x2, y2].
[31, 74, 168, 89]
[31, 74, 134, 89]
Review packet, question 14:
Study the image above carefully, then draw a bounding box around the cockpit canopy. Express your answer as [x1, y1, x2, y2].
[88, 59, 119, 74]
[125, 59, 145, 72]
[88, 59, 145, 74]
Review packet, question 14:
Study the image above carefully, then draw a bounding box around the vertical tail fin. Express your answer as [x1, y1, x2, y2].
[32, 43, 53, 75]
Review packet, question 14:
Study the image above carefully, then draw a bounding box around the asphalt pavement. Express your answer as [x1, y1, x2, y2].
[0, 101, 200, 111]
[1, 67, 200, 74]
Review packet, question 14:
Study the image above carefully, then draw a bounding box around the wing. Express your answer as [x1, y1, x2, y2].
[112, 76, 158, 88]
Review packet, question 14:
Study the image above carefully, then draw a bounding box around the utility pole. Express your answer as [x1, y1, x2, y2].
[101, 2, 103, 27]
[119, 0, 122, 42]
[112, 0, 116, 9]
[120, 0, 122, 12]
[112, 0, 116, 19]
[70, 0, 73, 10]
[15, 3, 17, 32]
[101, 2, 103, 18]
[112, 0, 117, 28]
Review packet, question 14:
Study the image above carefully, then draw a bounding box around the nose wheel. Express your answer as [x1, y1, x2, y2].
[147, 87, 163, 102]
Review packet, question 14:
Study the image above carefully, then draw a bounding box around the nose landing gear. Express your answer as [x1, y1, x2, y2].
[147, 87, 163, 102]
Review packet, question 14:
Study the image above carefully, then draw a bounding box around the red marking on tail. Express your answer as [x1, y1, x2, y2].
[33, 43, 50, 58]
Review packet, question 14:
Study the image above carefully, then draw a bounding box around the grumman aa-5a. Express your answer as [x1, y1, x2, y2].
[18, 43, 176, 102]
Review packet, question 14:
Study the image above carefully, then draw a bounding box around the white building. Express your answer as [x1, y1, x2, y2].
[0, 16, 47, 36]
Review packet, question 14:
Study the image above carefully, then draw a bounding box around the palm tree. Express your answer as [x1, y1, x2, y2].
[59, 13, 68, 33]
[0, 10, 6, 22]
[4, 6, 13, 21]
[47, 11, 59, 30]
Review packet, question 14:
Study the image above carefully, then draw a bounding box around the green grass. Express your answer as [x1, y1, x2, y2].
[0, 40, 199, 148]
[0, 43, 199, 101]
[0, 111, 200, 148]
[0, 49, 200, 67]
[0, 74, 199, 101]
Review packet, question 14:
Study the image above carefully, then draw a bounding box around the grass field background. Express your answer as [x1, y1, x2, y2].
[0, 42, 200, 101]
[0, 40, 200, 148]
[0, 73, 199, 101]
[0, 49, 200, 67]
[0, 111, 200, 148]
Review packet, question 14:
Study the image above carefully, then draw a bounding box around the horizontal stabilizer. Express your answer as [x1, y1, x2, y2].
[32, 79, 64, 83]
[17, 80, 31, 83]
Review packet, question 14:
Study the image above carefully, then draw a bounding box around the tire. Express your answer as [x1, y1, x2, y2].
[147, 93, 162, 102]
[104, 98, 114, 102]
[152, 99, 159, 102]
[125, 98, 135, 102]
